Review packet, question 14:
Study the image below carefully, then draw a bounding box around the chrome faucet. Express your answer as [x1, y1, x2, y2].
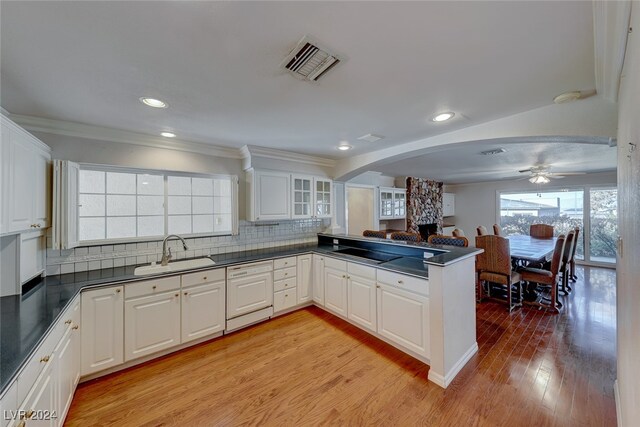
[161, 234, 189, 266]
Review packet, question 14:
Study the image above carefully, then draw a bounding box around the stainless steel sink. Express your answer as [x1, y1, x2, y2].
[133, 257, 215, 276]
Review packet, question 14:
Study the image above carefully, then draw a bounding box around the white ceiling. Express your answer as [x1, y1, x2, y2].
[1, 1, 599, 162]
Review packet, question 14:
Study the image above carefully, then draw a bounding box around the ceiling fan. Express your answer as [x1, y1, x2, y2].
[518, 166, 585, 184]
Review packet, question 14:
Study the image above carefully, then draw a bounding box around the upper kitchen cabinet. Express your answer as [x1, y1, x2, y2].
[0, 115, 51, 235]
[379, 187, 406, 220]
[443, 193, 455, 217]
[246, 169, 291, 221]
[291, 175, 332, 219]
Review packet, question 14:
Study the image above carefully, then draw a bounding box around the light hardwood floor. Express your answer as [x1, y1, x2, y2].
[65, 266, 617, 426]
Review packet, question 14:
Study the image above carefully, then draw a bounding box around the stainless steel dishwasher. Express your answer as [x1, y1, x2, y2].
[226, 260, 274, 331]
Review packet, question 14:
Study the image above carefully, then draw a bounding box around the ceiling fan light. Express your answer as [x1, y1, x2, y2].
[529, 175, 550, 184]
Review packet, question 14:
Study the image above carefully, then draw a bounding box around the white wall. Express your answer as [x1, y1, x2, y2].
[347, 171, 397, 187]
[446, 171, 617, 244]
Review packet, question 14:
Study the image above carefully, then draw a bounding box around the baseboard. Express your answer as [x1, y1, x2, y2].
[428, 342, 479, 388]
[614, 379, 621, 426]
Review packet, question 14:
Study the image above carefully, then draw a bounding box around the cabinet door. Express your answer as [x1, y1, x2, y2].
[377, 284, 430, 358]
[21, 357, 57, 427]
[7, 133, 35, 232]
[124, 291, 181, 361]
[20, 232, 45, 284]
[182, 280, 226, 344]
[312, 255, 325, 306]
[314, 178, 332, 219]
[33, 151, 50, 228]
[55, 329, 74, 423]
[227, 271, 273, 319]
[255, 171, 290, 220]
[0, 122, 10, 235]
[347, 275, 377, 333]
[81, 286, 124, 376]
[324, 267, 347, 316]
[0, 381, 17, 427]
[297, 254, 312, 304]
[291, 175, 313, 219]
[394, 190, 406, 219]
[379, 189, 394, 219]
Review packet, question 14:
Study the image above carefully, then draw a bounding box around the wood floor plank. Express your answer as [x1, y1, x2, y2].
[65, 266, 616, 426]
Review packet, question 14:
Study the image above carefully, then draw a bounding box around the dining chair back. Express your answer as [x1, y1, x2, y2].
[389, 231, 420, 242]
[427, 234, 469, 247]
[452, 228, 465, 237]
[520, 235, 566, 313]
[558, 230, 575, 295]
[493, 224, 503, 236]
[363, 230, 386, 239]
[569, 227, 580, 281]
[530, 224, 554, 238]
[475, 235, 521, 311]
[476, 225, 489, 236]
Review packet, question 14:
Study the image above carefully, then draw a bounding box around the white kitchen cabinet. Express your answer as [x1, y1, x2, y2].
[297, 254, 312, 304]
[273, 288, 298, 313]
[312, 254, 325, 306]
[443, 193, 455, 217]
[0, 381, 17, 427]
[226, 261, 273, 319]
[182, 280, 226, 344]
[124, 291, 181, 362]
[55, 298, 80, 424]
[346, 263, 377, 333]
[377, 284, 430, 358]
[81, 286, 124, 376]
[20, 232, 45, 284]
[291, 175, 332, 219]
[379, 187, 406, 220]
[19, 354, 57, 427]
[0, 115, 51, 235]
[323, 258, 348, 317]
[247, 169, 291, 221]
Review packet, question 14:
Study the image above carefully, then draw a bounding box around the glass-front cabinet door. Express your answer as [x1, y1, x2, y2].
[380, 189, 394, 219]
[394, 190, 406, 218]
[315, 178, 332, 218]
[292, 176, 312, 218]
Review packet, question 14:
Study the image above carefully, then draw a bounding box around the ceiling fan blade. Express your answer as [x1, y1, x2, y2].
[552, 172, 586, 176]
[518, 169, 533, 173]
[549, 175, 565, 179]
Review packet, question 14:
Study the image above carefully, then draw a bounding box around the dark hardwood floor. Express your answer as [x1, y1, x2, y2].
[65, 266, 617, 426]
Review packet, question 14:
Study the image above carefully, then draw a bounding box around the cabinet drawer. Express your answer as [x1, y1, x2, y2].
[274, 277, 297, 292]
[274, 257, 297, 270]
[377, 269, 429, 296]
[347, 262, 376, 280]
[125, 276, 180, 299]
[182, 268, 225, 288]
[0, 381, 17, 427]
[274, 266, 296, 281]
[274, 288, 298, 313]
[16, 323, 61, 405]
[324, 256, 347, 271]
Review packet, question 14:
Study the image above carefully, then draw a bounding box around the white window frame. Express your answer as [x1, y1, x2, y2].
[77, 163, 239, 246]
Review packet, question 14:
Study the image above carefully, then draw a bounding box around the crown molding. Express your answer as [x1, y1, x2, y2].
[9, 114, 243, 159]
[241, 144, 336, 169]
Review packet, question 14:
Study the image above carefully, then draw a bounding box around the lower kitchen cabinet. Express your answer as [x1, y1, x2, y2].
[55, 299, 80, 423]
[181, 280, 226, 344]
[323, 258, 348, 316]
[312, 254, 325, 306]
[274, 288, 298, 312]
[346, 265, 377, 333]
[124, 291, 181, 361]
[296, 254, 312, 304]
[19, 356, 57, 427]
[376, 284, 430, 358]
[81, 286, 124, 376]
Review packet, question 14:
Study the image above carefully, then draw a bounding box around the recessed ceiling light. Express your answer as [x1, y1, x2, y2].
[140, 97, 168, 108]
[160, 132, 176, 138]
[431, 112, 455, 122]
[337, 144, 352, 151]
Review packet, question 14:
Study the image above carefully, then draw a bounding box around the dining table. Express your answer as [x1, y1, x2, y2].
[507, 234, 558, 263]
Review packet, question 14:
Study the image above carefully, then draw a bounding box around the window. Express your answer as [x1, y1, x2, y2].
[77, 166, 237, 243]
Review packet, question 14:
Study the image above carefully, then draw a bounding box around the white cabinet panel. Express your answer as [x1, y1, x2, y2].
[227, 271, 273, 319]
[7, 138, 34, 232]
[251, 170, 291, 221]
[33, 151, 50, 228]
[347, 273, 377, 333]
[20, 357, 57, 427]
[377, 284, 430, 358]
[314, 178, 332, 219]
[182, 280, 225, 343]
[274, 288, 298, 313]
[324, 266, 347, 316]
[81, 286, 124, 376]
[379, 187, 406, 220]
[296, 254, 312, 304]
[55, 329, 74, 423]
[312, 255, 325, 306]
[19, 232, 45, 284]
[0, 381, 17, 427]
[124, 291, 181, 361]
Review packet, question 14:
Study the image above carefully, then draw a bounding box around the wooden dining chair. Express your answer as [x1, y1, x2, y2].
[427, 234, 469, 247]
[559, 230, 576, 295]
[390, 231, 420, 242]
[452, 228, 465, 237]
[493, 224, 503, 236]
[569, 227, 580, 281]
[519, 235, 565, 313]
[530, 224, 554, 238]
[363, 230, 386, 239]
[476, 225, 488, 236]
[475, 235, 522, 312]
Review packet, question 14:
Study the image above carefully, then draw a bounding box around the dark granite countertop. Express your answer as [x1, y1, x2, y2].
[1, 238, 481, 395]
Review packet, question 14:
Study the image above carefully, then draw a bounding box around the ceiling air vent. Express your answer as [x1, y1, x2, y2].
[282, 36, 341, 82]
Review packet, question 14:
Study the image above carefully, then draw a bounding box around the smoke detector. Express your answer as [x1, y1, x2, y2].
[282, 36, 341, 82]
